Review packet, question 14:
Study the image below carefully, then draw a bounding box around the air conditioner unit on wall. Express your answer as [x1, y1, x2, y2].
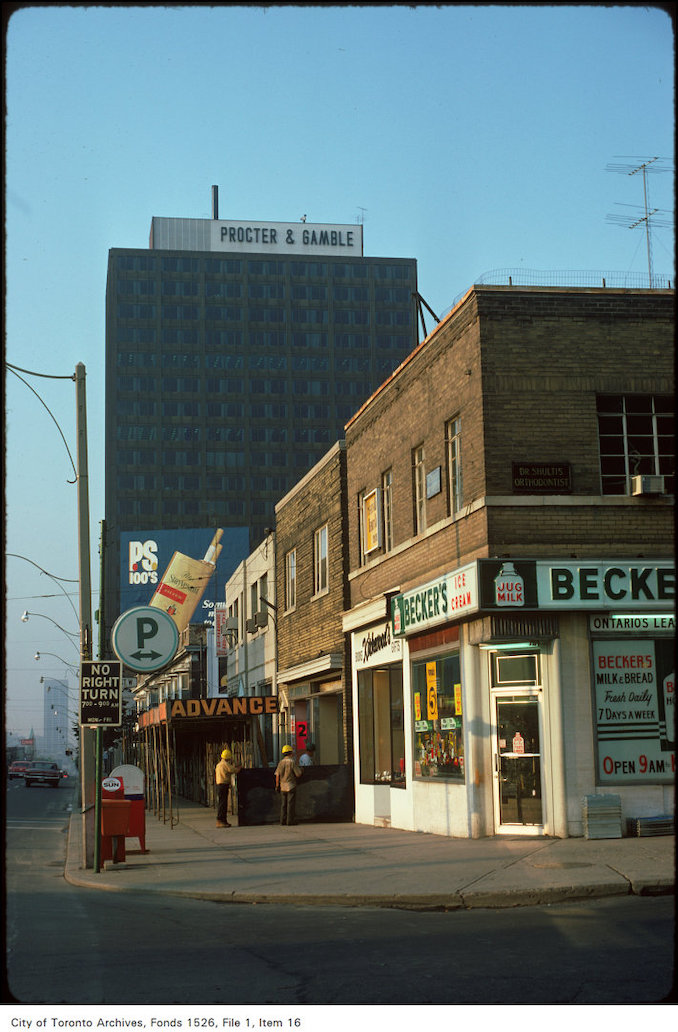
[245, 617, 257, 634]
[631, 474, 666, 496]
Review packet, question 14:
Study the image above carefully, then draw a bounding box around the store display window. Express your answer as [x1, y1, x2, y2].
[412, 652, 464, 780]
[357, 667, 405, 787]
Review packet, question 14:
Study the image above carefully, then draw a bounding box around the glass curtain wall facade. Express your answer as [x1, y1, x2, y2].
[104, 246, 418, 640]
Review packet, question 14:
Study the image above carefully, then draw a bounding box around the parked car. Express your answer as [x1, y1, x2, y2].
[24, 761, 62, 788]
[8, 761, 29, 779]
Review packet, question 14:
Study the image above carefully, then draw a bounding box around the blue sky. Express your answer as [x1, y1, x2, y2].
[5, 4, 674, 739]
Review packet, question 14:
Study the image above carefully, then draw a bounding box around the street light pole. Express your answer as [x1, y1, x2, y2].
[6, 359, 97, 868]
[75, 363, 100, 871]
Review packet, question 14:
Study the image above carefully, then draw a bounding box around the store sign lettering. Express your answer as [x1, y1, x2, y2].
[538, 563, 674, 609]
[354, 622, 402, 667]
[590, 614, 675, 633]
[391, 563, 478, 636]
[593, 639, 674, 784]
[170, 697, 278, 718]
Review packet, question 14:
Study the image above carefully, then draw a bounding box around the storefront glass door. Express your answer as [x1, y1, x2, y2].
[494, 695, 544, 832]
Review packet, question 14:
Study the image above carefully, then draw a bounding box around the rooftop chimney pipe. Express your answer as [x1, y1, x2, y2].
[211, 185, 219, 220]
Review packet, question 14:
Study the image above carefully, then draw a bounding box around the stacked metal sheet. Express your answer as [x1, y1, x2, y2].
[626, 815, 675, 837]
[582, 794, 623, 839]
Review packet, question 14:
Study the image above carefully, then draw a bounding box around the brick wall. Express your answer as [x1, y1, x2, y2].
[346, 287, 674, 604]
[275, 443, 353, 757]
[276, 443, 348, 669]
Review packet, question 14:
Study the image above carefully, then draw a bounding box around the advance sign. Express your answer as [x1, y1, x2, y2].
[111, 605, 179, 673]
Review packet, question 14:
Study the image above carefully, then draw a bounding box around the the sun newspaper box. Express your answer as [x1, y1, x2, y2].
[110, 764, 147, 853]
[100, 775, 130, 864]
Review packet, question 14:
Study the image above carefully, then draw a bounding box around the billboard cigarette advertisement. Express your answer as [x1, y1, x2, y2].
[119, 526, 249, 629]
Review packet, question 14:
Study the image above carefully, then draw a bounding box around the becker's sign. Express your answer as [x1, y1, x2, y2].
[536, 562, 674, 609]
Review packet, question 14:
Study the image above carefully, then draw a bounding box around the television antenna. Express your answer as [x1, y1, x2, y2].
[356, 207, 367, 225]
[606, 156, 674, 287]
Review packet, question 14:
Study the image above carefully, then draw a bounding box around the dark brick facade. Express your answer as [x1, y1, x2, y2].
[275, 442, 352, 760]
[346, 286, 674, 604]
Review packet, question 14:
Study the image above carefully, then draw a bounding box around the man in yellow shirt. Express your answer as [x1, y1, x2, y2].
[215, 748, 241, 828]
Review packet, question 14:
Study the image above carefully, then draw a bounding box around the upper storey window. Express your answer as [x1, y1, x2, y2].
[597, 395, 674, 495]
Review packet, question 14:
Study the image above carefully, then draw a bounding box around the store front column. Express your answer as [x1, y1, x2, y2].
[546, 637, 568, 838]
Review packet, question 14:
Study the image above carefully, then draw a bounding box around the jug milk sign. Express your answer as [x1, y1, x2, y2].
[80, 660, 123, 726]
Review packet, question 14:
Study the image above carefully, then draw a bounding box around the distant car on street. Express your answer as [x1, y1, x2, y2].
[8, 761, 30, 780]
[24, 761, 62, 788]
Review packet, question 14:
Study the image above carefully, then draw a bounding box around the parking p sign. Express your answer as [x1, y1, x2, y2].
[80, 660, 123, 727]
[111, 605, 180, 673]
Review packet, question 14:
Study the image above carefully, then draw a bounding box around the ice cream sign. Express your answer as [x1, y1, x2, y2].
[391, 562, 478, 636]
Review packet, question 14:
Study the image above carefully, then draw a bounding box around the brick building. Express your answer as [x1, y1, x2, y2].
[342, 285, 674, 837]
[275, 441, 352, 765]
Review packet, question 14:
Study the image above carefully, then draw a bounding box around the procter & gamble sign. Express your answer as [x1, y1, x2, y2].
[210, 220, 363, 257]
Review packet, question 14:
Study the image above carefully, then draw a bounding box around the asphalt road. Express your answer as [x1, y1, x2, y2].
[5, 778, 676, 1007]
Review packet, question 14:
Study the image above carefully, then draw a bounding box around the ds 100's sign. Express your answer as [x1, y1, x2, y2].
[119, 527, 250, 618]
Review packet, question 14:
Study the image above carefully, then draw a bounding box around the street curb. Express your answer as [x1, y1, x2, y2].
[62, 866, 675, 911]
[62, 814, 675, 911]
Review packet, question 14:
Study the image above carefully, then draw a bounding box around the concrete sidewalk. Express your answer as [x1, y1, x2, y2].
[64, 796, 675, 910]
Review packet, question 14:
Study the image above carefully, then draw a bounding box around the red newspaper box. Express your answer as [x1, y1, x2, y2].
[111, 764, 147, 853]
[101, 775, 130, 863]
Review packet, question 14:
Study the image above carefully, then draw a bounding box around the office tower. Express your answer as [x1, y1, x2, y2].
[102, 195, 419, 644]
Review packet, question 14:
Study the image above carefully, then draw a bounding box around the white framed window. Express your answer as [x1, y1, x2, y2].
[446, 416, 462, 514]
[285, 548, 297, 611]
[382, 468, 393, 552]
[313, 524, 328, 596]
[362, 487, 382, 557]
[413, 445, 426, 535]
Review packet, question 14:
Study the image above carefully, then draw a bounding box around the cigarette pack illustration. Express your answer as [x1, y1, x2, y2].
[149, 529, 223, 632]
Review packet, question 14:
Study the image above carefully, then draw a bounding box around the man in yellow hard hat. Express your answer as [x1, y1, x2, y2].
[275, 744, 302, 826]
[215, 747, 241, 828]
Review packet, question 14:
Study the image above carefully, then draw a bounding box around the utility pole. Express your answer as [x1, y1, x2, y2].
[75, 363, 99, 869]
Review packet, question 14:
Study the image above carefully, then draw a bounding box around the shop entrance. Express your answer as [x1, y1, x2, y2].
[492, 693, 544, 832]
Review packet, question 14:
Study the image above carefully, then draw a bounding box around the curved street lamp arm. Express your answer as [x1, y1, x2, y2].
[5, 364, 77, 481]
[22, 612, 80, 653]
[8, 554, 79, 622]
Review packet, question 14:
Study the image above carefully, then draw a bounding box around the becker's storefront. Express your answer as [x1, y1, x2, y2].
[346, 559, 674, 838]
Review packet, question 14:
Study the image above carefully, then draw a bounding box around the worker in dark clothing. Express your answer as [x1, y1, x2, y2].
[275, 744, 302, 825]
